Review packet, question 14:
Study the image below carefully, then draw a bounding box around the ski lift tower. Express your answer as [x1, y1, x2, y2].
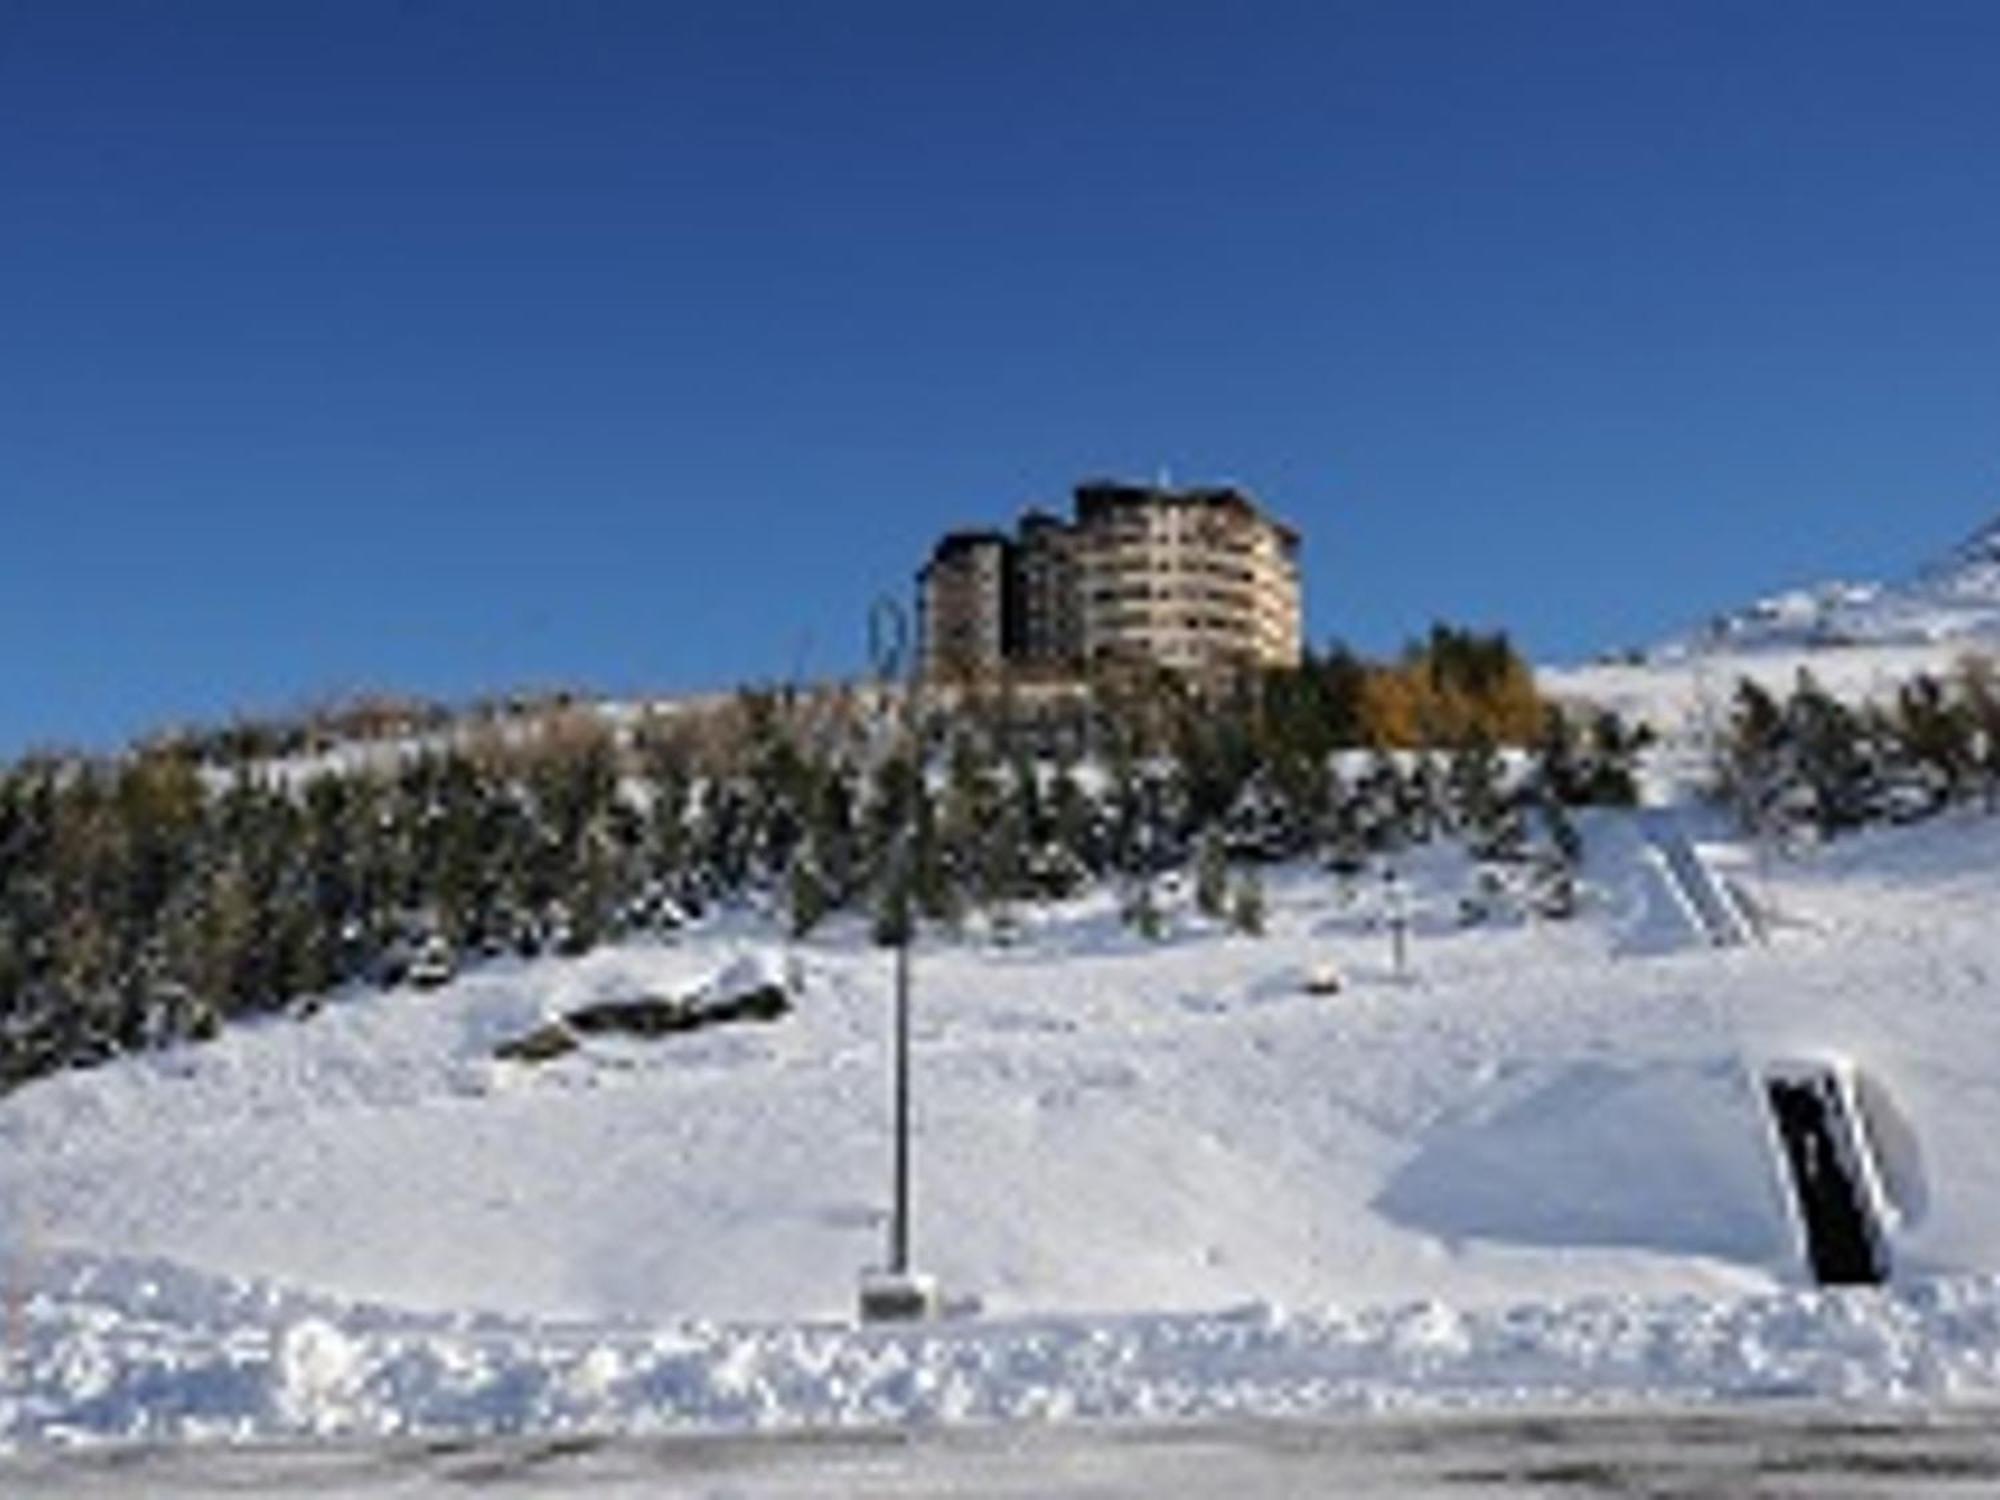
[857, 595, 943, 1323]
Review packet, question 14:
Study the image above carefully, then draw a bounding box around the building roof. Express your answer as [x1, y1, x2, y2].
[1071, 478, 1299, 543]
[930, 528, 1011, 560]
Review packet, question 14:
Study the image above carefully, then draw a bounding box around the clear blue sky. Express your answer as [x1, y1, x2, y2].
[5, 1, 1999, 753]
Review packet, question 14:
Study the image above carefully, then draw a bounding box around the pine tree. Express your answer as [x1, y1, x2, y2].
[1541, 796, 1584, 869]
[1194, 826, 1230, 918]
[1353, 750, 1407, 851]
[1583, 710, 1644, 807]
[1720, 678, 1789, 836]
[787, 850, 831, 938]
[1535, 706, 1587, 805]
[1786, 671, 1877, 834]
[1891, 673, 1971, 812]
[1121, 875, 1165, 940]
[1957, 655, 2000, 811]
[1229, 868, 1266, 936]
[1045, 758, 1097, 877]
[1447, 733, 1502, 838]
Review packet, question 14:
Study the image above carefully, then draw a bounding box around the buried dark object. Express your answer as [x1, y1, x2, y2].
[1764, 1070, 1890, 1287]
[566, 985, 788, 1037]
[493, 983, 791, 1063]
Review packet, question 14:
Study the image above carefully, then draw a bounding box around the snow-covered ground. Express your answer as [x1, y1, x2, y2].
[1544, 637, 1978, 746]
[7, 785, 2000, 1446]
[1546, 511, 2000, 742]
[0, 824, 1790, 1332]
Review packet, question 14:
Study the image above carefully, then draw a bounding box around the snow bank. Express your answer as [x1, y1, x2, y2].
[6, 1251, 2000, 1449]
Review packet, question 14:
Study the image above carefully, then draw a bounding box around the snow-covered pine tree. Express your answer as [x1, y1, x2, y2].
[1229, 867, 1266, 936]
[1194, 826, 1229, 919]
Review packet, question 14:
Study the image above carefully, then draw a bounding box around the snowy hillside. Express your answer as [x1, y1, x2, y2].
[9, 532, 2000, 1448]
[10, 797, 2000, 1443]
[1543, 515, 2000, 740]
[1671, 513, 2000, 657]
[1543, 638, 1972, 749]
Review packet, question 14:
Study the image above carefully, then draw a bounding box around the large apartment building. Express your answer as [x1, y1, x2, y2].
[916, 480, 1303, 680]
[914, 530, 1012, 678]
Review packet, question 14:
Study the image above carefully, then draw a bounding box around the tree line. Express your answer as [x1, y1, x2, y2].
[0, 626, 1644, 1091]
[1717, 657, 2000, 842]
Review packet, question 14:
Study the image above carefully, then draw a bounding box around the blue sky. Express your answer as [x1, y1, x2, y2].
[5, 2, 1999, 752]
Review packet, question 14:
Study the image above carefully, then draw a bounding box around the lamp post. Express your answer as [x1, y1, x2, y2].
[890, 905, 912, 1275]
[859, 596, 939, 1323]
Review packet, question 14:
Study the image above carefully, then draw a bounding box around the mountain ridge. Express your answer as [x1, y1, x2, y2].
[1661, 510, 2000, 659]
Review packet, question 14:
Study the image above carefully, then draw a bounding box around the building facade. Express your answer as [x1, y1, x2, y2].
[916, 480, 1303, 680]
[1073, 481, 1302, 674]
[1012, 508, 1081, 670]
[915, 530, 1012, 679]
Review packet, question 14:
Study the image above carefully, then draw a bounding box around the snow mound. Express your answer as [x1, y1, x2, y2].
[698, 952, 792, 1008]
[6, 1250, 2000, 1448]
[1376, 1058, 1785, 1264]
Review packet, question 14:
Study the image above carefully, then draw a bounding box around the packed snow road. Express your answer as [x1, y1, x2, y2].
[7, 1406, 2000, 1497]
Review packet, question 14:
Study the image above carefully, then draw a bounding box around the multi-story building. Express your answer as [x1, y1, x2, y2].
[916, 480, 1303, 680]
[915, 530, 1012, 679]
[1012, 508, 1081, 671]
[1073, 481, 1303, 674]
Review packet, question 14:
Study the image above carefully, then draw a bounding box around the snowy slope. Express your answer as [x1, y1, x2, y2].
[1545, 515, 2000, 739]
[1544, 638, 1978, 751]
[8, 799, 2000, 1443]
[1672, 513, 2000, 657]
[3, 834, 1755, 1328]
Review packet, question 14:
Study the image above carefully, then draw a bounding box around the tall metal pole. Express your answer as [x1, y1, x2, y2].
[870, 594, 918, 1288]
[891, 932, 911, 1275]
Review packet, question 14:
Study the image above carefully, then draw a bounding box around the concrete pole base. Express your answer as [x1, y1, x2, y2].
[857, 1269, 941, 1324]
